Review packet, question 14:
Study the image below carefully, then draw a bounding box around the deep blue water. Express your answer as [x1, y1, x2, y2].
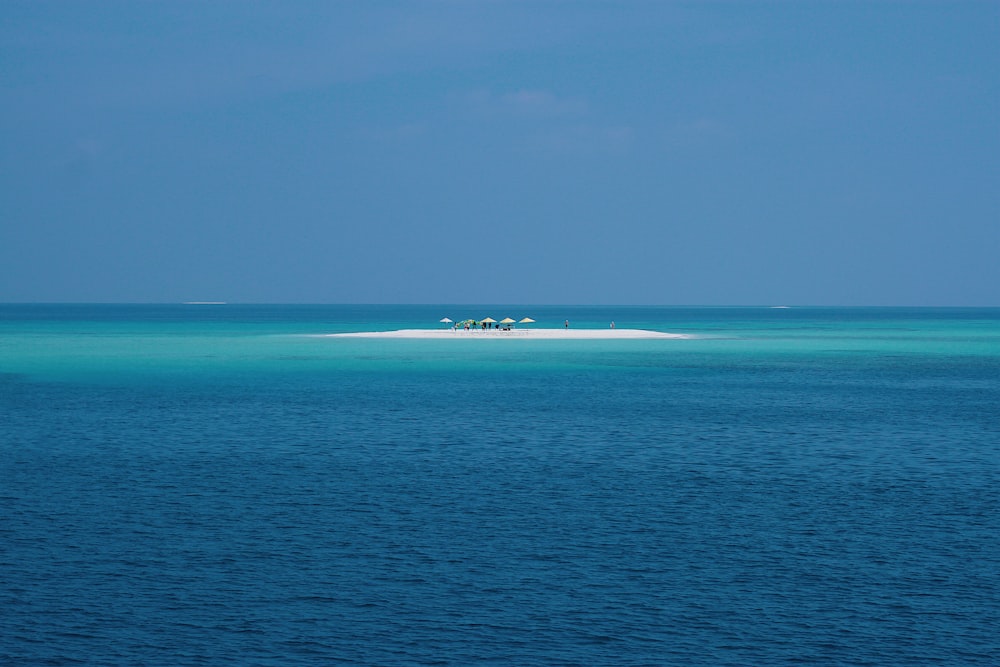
[2, 305, 999, 665]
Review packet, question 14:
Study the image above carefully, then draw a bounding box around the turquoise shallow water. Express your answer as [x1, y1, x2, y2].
[2, 305, 999, 665]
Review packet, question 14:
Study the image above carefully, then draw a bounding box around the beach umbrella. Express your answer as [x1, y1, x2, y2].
[440, 317, 453, 323]
[518, 317, 535, 324]
[481, 317, 496, 323]
[500, 318, 516, 325]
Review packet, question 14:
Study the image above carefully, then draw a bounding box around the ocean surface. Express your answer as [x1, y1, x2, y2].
[2, 304, 998, 666]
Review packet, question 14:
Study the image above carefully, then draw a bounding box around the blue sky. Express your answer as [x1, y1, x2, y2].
[2, 1, 997, 305]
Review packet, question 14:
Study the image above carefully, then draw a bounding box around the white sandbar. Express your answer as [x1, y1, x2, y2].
[326, 328, 690, 339]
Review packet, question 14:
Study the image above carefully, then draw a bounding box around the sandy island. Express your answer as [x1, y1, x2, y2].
[327, 328, 691, 339]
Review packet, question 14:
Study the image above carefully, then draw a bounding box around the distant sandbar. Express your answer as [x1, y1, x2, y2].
[326, 328, 690, 339]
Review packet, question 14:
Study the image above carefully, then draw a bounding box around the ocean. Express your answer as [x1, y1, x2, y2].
[2, 304, 998, 666]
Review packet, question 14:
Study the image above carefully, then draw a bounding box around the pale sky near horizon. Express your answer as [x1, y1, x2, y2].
[2, 1, 998, 305]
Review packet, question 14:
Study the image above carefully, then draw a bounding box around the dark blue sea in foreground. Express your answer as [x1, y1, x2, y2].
[2, 305, 998, 665]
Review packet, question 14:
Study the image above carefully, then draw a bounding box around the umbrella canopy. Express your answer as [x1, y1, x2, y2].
[518, 317, 535, 323]
[440, 317, 453, 323]
[481, 317, 496, 323]
[500, 318, 516, 325]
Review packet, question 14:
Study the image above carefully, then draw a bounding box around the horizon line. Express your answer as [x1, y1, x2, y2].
[1, 301, 998, 309]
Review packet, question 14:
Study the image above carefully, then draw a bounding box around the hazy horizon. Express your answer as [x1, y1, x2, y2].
[2, 302, 997, 310]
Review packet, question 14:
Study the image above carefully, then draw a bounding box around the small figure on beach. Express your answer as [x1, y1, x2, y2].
[565, 320, 569, 329]
[610, 321, 615, 329]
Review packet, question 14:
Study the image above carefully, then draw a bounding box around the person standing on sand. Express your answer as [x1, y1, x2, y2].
[610, 321, 615, 329]
[565, 320, 569, 329]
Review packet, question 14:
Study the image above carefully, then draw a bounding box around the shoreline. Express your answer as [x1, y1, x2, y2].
[325, 328, 691, 339]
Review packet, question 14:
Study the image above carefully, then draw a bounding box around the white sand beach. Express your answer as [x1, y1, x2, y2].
[327, 328, 691, 339]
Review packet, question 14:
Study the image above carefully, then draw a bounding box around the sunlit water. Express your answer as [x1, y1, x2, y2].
[2, 305, 998, 665]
